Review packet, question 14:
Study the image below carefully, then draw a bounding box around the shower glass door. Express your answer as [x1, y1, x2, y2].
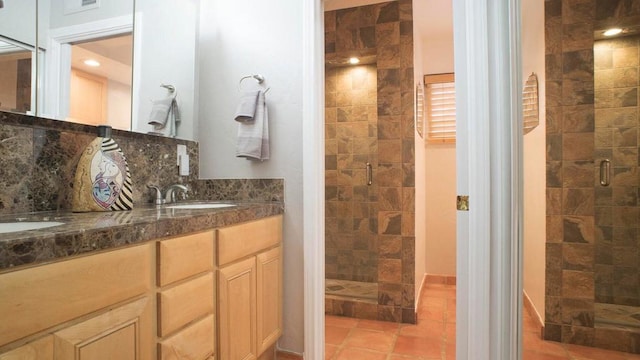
[325, 64, 379, 302]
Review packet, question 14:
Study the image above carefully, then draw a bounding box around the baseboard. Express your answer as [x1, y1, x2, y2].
[523, 290, 544, 337]
[425, 274, 457, 286]
[416, 273, 428, 309]
[276, 349, 304, 360]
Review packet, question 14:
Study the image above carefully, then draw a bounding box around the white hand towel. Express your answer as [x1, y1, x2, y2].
[236, 90, 269, 161]
[234, 91, 260, 122]
[148, 96, 180, 138]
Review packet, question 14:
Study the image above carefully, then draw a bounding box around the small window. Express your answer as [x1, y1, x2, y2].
[424, 73, 456, 144]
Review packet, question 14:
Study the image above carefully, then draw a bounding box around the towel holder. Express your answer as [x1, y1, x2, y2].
[161, 84, 176, 93]
[239, 74, 270, 93]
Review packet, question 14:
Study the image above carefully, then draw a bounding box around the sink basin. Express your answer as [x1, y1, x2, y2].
[166, 203, 236, 210]
[0, 221, 65, 234]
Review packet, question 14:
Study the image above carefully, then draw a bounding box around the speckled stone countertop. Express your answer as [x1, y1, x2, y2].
[0, 201, 284, 272]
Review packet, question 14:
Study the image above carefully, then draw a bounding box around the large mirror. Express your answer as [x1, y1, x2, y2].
[0, 0, 199, 141]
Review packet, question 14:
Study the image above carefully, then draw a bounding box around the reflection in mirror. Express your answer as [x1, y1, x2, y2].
[0, 39, 34, 114]
[38, 0, 134, 130]
[67, 35, 132, 130]
[0, 0, 37, 115]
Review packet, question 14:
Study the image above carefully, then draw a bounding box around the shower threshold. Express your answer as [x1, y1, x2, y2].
[325, 278, 377, 302]
[595, 302, 640, 332]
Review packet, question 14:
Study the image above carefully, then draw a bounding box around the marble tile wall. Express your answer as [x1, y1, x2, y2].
[545, 0, 640, 354]
[325, 0, 416, 324]
[325, 65, 379, 284]
[0, 112, 284, 215]
[593, 35, 640, 308]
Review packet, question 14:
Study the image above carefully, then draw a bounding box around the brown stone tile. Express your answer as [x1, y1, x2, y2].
[548, 188, 563, 214]
[547, 161, 563, 188]
[375, 22, 400, 47]
[377, 305, 401, 322]
[379, 235, 402, 259]
[561, 0, 594, 25]
[401, 211, 414, 236]
[546, 53, 563, 80]
[563, 215, 595, 243]
[547, 80, 564, 107]
[594, 206, 612, 226]
[563, 188, 594, 215]
[612, 166, 638, 186]
[378, 211, 402, 235]
[595, 69, 614, 89]
[378, 282, 402, 306]
[377, 92, 402, 116]
[595, 127, 613, 148]
[562, 270, 594, 298]
[377, 163, 403, 187]
[562, 78, 594, 106]
[612, 127, 637, 147]
[563, 132, 593, 160]
[402, 163, 415, 187]
[546, 106, 563, 134]
[594, 46, 613, 71]
[402, 187, 415, 212]
[546, 243, 563, 296]
[545, 296, 562, 324]
[613, 46, 639, 68]
[562, 299, 595, 327]
[562, 22, 594, 52]
[562, 105, 594, 132]
[561, 325, 594, 347]
[562, 243, 594, 271]
[595, 108, 638, 128]
[547, 215, 564, 243]
[378, 140, 402, 163]
[548, 133, 563, 161]
[612, 67, 639, 88]
[563, 161, 594, 187]
[545, 17, 562, 55]
[612, 147, 638, 166]
[563, 49, 594, 81]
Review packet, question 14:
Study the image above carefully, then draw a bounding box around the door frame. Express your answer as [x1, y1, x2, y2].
[41, 14, 139, 120]
[301, 0, 523, 359]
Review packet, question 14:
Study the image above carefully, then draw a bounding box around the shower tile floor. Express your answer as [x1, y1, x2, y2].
[324, 283, 640, 360]
[596, 303, 640, 330]
[325, 278, 378, 301]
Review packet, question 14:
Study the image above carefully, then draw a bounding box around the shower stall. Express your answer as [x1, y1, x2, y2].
[324, 0, 417, 323]
[545, 0, 640, 353]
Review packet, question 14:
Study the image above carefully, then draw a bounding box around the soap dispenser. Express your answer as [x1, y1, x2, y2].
[71, 125, 133, 212]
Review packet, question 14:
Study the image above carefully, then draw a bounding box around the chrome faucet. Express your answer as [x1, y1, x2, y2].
[164, 184, 188, 204]
[147, 184, 189, 205]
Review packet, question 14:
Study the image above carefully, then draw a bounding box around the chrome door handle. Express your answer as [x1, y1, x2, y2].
[600, 159, 610, 186]
[366, 162, 372, 186]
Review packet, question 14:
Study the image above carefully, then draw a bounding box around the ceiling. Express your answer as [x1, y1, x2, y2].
[70, 34, 133, 85]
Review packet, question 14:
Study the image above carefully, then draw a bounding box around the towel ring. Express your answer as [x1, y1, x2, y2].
[239, 74, 270, 93]
[161, 84, 176, 93]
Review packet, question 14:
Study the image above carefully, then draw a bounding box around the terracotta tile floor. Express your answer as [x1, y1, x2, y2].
[325, 283, 640, 360]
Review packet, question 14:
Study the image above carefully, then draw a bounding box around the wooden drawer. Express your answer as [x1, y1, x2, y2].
[158, 314, 214, 360]
[217, 215, 282, 266]
[0, 244, 152, 347]
[157, 231, 214, 286]
[158, 272, 214, 337]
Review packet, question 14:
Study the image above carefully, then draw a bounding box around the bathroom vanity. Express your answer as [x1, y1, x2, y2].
[0, 203, 283, 360]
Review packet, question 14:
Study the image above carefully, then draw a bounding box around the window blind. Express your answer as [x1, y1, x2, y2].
[424, 73, 456, 144]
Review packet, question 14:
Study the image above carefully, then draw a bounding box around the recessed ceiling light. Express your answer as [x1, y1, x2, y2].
[348, 57, 360, 65]
[84, 59, 100, 67]
[603, 28, 623, 37]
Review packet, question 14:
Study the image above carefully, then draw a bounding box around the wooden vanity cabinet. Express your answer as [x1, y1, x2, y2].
[156, 231, 216, 360]
[0, 214, 283, 360]
[217, 216, 283, 360]
[0, 243, 155, 360]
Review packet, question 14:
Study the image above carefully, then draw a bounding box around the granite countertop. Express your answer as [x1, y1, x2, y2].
[0, 201, 284, 272]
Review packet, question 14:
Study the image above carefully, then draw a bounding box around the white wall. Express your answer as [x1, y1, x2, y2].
[416, 0, 457, 277]
[46, 0, 132, 30]
[0, 0, 36, 46]
[198, 0, 304, 353]
[132, 0, 199, 140]
[412, 3, 426, 302]
[521, 0, 546, 323]
[107, 79, 131, 131]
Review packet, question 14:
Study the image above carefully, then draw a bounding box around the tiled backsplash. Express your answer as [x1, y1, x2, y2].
[0, 111, 283, 215]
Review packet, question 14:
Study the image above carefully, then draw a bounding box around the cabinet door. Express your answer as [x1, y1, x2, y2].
[0, 336, 53, 360]
[218, 257, 256, 360]
[53, 296, 153, 360]
[256, 246, 282, 355]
